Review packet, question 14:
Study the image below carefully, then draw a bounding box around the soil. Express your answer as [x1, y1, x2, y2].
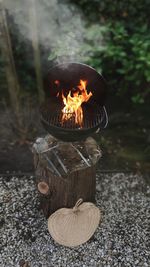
[0, 143, 34, 173]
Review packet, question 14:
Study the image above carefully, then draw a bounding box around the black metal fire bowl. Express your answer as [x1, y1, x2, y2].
[41, 62, 108, 142]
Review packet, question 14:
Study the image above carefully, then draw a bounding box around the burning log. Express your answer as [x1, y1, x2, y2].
[33, 135, 101, 217]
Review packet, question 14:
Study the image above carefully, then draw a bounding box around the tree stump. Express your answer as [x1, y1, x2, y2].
[33, 135, 101, 218]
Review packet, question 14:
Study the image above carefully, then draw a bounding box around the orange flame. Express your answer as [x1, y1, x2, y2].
[61, 79, 92, 126]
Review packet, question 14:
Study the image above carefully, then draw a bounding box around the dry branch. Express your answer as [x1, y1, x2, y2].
[0, 3, 22, 128]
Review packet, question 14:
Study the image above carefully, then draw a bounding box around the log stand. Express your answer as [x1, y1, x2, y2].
[32, 135, 101, 218]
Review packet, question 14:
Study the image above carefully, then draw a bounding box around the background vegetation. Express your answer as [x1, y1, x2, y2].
[70, 0, 150, 104]
[1, 0, 150, 105]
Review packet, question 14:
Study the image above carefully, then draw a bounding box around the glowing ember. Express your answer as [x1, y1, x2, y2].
[55, 80, 60, 86]
[59, 80, 92, 127]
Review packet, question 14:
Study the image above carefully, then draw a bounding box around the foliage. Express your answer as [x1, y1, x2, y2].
[70, 0, 150, 26]
[79, 22, 150, 104]
[65, 0, 150, 104]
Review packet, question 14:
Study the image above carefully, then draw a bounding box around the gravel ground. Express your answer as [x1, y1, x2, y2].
[0, 172, 150, 267]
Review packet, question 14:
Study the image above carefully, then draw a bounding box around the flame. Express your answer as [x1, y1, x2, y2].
[61, 79, 92, 126]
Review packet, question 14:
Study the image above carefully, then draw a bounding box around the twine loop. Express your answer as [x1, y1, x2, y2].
[73, 198, 83, 212]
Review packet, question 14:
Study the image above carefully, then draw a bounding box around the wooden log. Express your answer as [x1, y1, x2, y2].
[33, 135, 101, 218]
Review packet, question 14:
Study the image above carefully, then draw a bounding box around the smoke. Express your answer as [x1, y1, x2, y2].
[4, 0, 87, 64]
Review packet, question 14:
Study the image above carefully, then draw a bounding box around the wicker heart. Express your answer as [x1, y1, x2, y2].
[48, 199, 101, 247]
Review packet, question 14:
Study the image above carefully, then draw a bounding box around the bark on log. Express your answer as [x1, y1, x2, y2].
[33, 135, 101, 218]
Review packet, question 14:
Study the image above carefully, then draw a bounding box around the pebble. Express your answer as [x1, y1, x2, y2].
[0, 172, 150, 267]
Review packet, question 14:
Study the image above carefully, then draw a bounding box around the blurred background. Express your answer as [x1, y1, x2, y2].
[0, 0, 150, 174]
